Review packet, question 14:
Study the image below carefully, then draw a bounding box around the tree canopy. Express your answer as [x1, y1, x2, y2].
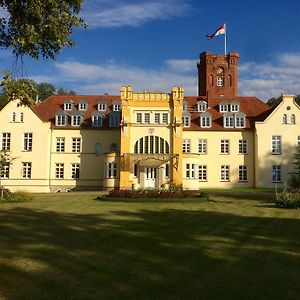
[267, 95, 300, 107]
[0, 0, 86, 59]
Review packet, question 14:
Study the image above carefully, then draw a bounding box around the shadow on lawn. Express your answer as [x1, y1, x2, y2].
[0, 206, 299, 300]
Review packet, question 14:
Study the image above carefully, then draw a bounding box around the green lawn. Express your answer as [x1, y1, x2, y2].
[0, 192, 299, 300]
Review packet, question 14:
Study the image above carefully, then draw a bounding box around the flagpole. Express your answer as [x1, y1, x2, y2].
[224, 23, 227, 55]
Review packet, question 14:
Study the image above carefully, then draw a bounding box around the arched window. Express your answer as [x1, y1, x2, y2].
[182, 112, 191, 128]
[134, 136, 170, 154]
[282, 114, 287, 124]
[20, 112, 24, 122]
[11, 112, 16, 122]
[291, 114, 296, 124]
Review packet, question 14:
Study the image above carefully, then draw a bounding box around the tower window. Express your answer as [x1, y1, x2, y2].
[217, 77, 224, 87]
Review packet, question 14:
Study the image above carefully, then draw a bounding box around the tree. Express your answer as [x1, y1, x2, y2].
[57, 88, 76, 96]
[267, 95, 300, 107]
[0, 150, 16, 198]
[0, 0, 86, 59]
[37, 82, 56, 101]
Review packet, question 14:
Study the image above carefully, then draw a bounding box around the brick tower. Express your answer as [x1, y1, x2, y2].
[197, 51, 239, 98]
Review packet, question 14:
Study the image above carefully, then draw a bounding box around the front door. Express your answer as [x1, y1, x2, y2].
[144, 167, 157, 188]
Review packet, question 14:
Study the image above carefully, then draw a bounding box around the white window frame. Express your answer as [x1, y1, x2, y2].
[201, 116, 211, 128]
[72, 138, 81, 153]
[219, 104, 228, 112]
[64, 102, 72, 111]
[291, 114, 296, 124]
[71, 115, 82, 127]
[182, 139, 191, 153]
[22, 162, 32, 179]
[154, 113, 160, 124]
[272, 165, 282, 183]
[56, 137, 65, 152]
[220, 165, 229, 181]
[1, 133, 11, 150]
[55, 163, 64, 179]
[92, 115, 103, 127]
[239, 165, 248, 182]
[198, 139, 207, 154]
[224, 115, 234, 128]
[23, 133, 33, 151]
[272, 136, 281, 154]
[11, 112, 16, 122]
[220, 139, 229, 154]
[217, 76, 224, 87]
[113, 103, 121, 111]
[282, 114, 287, 124]
[144, 113, 150, 124]
[235, 115, 245, 128]
[78, 102, 88, 111]
[71, 163, 80, 179]
[183, 115, 191, 128]
[239, 140, 248, 154]
[98, 103, 106, 111]
[198, 165, 207, 181]
[186, 163, 196, 179]
[136, 113, 142, 124]
[162, 113, 168, 124]
[56, 115, 67, 126]
[106, 162, 117, 178]
[1, 164, 9, 179]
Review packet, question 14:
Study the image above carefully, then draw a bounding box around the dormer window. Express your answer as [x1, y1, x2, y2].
[71, 113, 84, 126]
[182, 112, 191, 128]
[91, 111, 104, 127]
[235, 113, 246, 128]
[78, 101, 88, 111]
[55, 111, 68, 126]
[200, 112, 212, 128]
[197, 101, 207, 112]
[230, 102, 239, 112]
[64, 100, 73, 111]
[182, 101, 188, 111]
[97, 101, 107, 111]
[223, 113, 234, 128]
[219, 102, 229, 112]
[110, 112, 120, 127]
[113, 102, 121, 111]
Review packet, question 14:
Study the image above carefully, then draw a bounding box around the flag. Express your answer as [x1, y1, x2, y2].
[206, 24, 226, 40]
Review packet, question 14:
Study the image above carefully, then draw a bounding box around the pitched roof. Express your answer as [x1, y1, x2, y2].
[183, 96, 271, 130]
[32, 95, 121, 129]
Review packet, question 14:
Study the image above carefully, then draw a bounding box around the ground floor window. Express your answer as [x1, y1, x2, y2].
[71, 163, 80, 179]
[272, 165, 281, 182]
[1, 164, 9, 179]
[220, 165, 229, 181]
[55, 163, 64, 179]
[186, 163, 196, 179]
[22, 162, 32, 179]
[198, 165, 207, 181]
[239, 165, 248, 181]
[106, 162, 117, 178]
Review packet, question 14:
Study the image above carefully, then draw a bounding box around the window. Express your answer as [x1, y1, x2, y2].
[165, 164, 169, 178]
[217, 76, 224, 86]
[98, 102, 106, 111]
[182, 139, 191, 153]
[198, 165, 207, 181]
[110, 143, 118, 152]
[56, 114, 67, 126]
[113, 103, 121, 111]
[22, 162, 32, 179]
[106, 162, 117, 178]
[11, 112, 16, 122]
[78, 102, 88, 111]
[224, 114, 234, 128]
[134, 136, 169, 154]
[291, 114, 296, 124]
[201, 116, 211, 128]
[64, 101, 73, 110]
[109, 113, 120, 128]
[56, 137, 65, 152]
[136, 113, 142, 123]
[183, 115, 191, 128]
[92, 115, 103, 127]
[297, 136, 300, 147]
[95, 143, 102, 156]
[71, 115, 83, 126]
[133, 164, 138, 177]
[198, 139, 207, 154]
[71, 163, 80, 179]
[186, 163, 196, 179]
[272, 136, 281, 154]
[20, 112, 24, 122]
[239, 165, 248, 181]
[72, 138, 81, 153]
[162, 113, 168, 124]
[154, 113, 160, 124]
[220, 139, 229, 154]
[182, 102, 188, 111]
[197, 101, 207, 112]
[23, 133, 33, 151]
[55, 163, 64, 179]
[235, 114, 246, 128]
[220, 165, 229, 181]
[219, 103, 228, 112]
[144, 113, 150, 124]
[272, 165, 281, 182]
[1, 164, 9, 179]
[282, 114, 287, 124]
[1, 133, 11, 150]
[231, 103, 239, 112]
[239, 140, 247, 154]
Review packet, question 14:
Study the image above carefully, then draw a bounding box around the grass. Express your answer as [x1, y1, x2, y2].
[0, 191, 299, 299]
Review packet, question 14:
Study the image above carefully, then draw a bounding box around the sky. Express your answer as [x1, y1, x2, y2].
[1, 0, 300, 101]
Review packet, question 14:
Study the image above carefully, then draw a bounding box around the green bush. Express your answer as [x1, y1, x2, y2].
[0, 189, 33, 203]
[275, 189, 300, 209]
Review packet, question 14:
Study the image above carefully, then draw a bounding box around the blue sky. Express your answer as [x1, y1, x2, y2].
[1, 0, 300, 100]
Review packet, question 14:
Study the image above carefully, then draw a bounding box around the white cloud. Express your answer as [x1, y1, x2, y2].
[81, 0, 191, 28]
[239, 52, 300, 100]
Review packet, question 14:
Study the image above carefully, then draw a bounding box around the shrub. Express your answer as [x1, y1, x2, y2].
[0, 189, 33, 203]
[107, 187, 195, 199]
[275, 189, 300, 209]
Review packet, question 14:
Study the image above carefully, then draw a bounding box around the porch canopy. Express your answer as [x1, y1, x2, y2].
[123, 153, 178, 168]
